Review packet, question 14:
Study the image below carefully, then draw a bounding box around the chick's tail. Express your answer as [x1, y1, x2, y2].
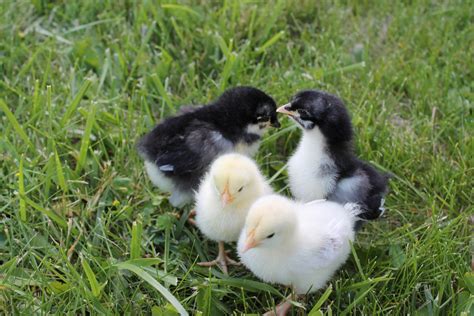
[359, 193, 386, 221]
[342, 202, 369, 232]
[345, 194, 387, 230]
[343, 202, 366, 218]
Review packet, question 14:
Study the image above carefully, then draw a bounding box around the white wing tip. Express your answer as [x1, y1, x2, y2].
[159, 164, 174, 172]
[378, 198, 386, 217]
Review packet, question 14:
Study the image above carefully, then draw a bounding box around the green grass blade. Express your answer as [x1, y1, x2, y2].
[124, 258, 163, 267]
[130, 219, 143, 260]
[54, 145, 68, 193]
[170, 17, 185, 44]
[323, 61, 366, 77]
[0, 80, 27, 98]
[18, 157, 26, 222]
[115, 262, 188, 316]
[219, 53, 236, 92]
[60, 79, 92, 126]
[142, 266, 178, 287]
[150, 74, 173, 112]
[161, 4, 200, 17]
[75, 102, 96, 174]
[342, 275, 393, 291]
[32, 79, 40, 115]
[0, 99, 33, 149]
[268, 162, 288, 184]
[22, 196, 67, 228]
[256, 30, 285, 53]
[211, 277, 284, 298]
[350, 241, 366, 280]
[308, 284, 333, 315]
[81, 255, 102, 297]
[215, 34, 230, 58]
[46, 85, 52, 117]
[116, 258, 177, 286]
[340, 284, 377, 316]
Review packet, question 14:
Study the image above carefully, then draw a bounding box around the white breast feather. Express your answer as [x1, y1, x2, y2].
[234, 124, 268, 157]
[246, 123, 266, 136]
[288, 128, 336, 201]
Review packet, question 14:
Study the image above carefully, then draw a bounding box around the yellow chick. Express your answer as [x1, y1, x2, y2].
[194, 153, 272, 274]
[238, 195, 360, 315]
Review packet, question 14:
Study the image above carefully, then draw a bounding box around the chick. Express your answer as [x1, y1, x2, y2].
[195, 153, 272, 274]
[238, 195, 360, 315]
[137, 87, 280, 207]
[277, 90, 389, 222]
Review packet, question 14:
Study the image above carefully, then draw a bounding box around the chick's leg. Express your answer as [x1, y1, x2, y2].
[187, 209, 196, 226]
[263, 294, 296, 316]
[197, 241, 240, 274]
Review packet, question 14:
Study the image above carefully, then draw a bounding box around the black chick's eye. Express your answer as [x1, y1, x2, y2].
[298, 109, 309, 117]
[266, 233, 275, 239]
[238, 187, 244, 192]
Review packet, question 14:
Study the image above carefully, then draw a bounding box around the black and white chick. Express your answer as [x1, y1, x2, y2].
[137, 86, 280, 207]
[277, 90, 389, 222]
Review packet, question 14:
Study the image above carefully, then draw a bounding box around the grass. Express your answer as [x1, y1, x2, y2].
[0, 0, 472, 314]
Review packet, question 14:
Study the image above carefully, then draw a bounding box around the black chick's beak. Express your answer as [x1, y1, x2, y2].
[276, 103, 297, 117]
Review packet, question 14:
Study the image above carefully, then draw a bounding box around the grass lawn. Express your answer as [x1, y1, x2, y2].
[1, 0, 472, 314]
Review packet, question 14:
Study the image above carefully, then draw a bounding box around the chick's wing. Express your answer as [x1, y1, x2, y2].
[155, 120, 233, 175]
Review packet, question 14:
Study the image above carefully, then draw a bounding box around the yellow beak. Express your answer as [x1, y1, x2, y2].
[221, 184, 234, 207]
[242, 230, 259, 253]
[276, 103, 296, 116]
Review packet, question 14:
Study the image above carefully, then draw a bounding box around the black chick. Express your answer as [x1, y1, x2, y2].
[277, 90, 389, 222]
[137, 86, 280, 207]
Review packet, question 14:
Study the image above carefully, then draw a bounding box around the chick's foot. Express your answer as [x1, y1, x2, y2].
[264, 295, 294, 316]
[197, 241, 240, 274]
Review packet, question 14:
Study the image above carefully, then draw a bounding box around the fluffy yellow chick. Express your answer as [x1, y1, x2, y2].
[238, 195, 360, 315]
[194, 153, 272, 274]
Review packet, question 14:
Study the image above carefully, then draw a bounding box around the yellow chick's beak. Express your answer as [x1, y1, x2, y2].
[221, 184, 234, 207]
[242, 230, 259, 253]
[276, 103, 296, 117]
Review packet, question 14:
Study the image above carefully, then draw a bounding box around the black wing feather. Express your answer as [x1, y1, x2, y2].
[154, 120, 232, 175]
[138, 116, 233, 192]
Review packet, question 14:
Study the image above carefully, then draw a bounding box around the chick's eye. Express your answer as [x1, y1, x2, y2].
[298, 109, 308, 116]
[266, 233, 275, 239]
[238, 187, 244, 192]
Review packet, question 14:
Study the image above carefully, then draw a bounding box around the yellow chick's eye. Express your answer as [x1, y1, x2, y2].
[238, 186, 244, 192]
[266, 233, 275, 239]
